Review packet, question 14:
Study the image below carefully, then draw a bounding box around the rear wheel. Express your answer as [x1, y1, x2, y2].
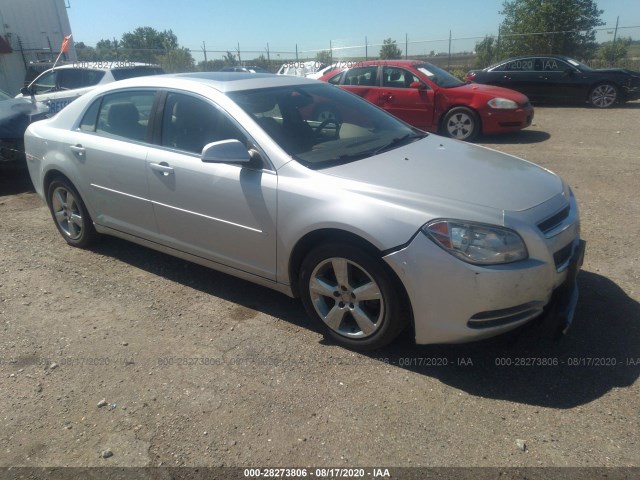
[442, 107, 480, 141]
[589, 83, 618, 108]
[47, 178, 98, 248]
[299, 243, 408, 350]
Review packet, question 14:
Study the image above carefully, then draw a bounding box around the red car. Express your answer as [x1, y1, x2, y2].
[318, 60, 533, 141]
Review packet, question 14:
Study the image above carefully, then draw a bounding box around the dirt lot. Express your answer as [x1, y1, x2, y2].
[0, 104, 639, 474]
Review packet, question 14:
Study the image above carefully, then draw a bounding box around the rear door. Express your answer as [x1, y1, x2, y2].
[339, 66, 380, 105]
[74, 89, 158, 237]
[487, 59, 539, 98]
[146, 92, 277, 280]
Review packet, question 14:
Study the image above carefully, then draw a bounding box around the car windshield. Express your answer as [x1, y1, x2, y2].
[229, 83, 425, 169]
[415, 63, 465, 88]
[565, 58, 593, 71]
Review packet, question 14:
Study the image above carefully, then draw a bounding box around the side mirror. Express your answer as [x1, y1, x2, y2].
[20, 86, 33, 97]
[409, 81, 426, 90]
[201, 139, 251, 163]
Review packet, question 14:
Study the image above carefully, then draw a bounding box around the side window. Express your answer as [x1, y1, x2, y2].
[505, 59, 535, 71]
[161, 93, 247, 155]
[31, 70, 57, 94]
[328, 71, 344, 85]
[95, 90, 155, 142]
[79, 98, 102, 132]
[343, 66, 378, 86]
[58, 69, 85, 90]
[382, 67, 424, 88]
[538, 58, 567, 72]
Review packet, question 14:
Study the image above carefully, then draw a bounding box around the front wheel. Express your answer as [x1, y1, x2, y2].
[442, 107, 480, 141]
[589, 83, 618, 108]
[47, 178, 98, 248]
[299, 243, 408, 350]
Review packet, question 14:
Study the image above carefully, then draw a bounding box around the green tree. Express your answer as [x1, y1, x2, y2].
[315, 50, 332, 65]
[75, 41, 99, 61]
[596, 36, 632, 64]
[379, 38, 402, 59]
[95, 39, 119, 61]
[159, 47, 195, 73]
[499, 0, 604, 59]
[475, 35, 496, 67]
[223, 51, 237, 66]
[119, 27, 179, 63]
[198, 59, 224, 71]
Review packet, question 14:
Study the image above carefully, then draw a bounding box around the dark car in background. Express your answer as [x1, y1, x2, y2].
[0, 89, 48, 163]
[467, 55, 640, 108]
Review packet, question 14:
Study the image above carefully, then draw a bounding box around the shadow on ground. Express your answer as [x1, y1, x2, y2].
[0, 162, 34, 196]
[371, 270, 640, 409]
[89, 235, 638, 409]
[479, 129, 550, 145]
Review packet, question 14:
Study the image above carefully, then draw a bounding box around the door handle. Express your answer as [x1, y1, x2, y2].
[149, 162, 175, 176]
[69, 144, 85, 158]
[380, 93, 393, 101]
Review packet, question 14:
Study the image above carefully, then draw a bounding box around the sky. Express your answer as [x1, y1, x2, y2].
[66, 0, 640, 62]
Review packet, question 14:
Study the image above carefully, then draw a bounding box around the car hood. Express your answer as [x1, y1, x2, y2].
[0, 98, 48, 138]
[452, 82, 530, 103]
[321, 134, 562, 213]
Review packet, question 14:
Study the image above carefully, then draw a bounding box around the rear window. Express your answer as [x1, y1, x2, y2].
[111, 67, 165, 81]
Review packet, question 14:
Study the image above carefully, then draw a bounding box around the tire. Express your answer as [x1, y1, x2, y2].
[299, 243, 408, 350]
[589, 83, 618, 108]
[47, 178, 98, 248]
[442, 107, 480, 141]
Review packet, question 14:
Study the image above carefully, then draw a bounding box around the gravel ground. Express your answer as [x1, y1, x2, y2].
[0, 104, 638, 472]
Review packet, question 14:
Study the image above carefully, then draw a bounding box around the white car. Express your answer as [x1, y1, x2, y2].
[277, 61, 325, 77]
[16, 62, 164, 116]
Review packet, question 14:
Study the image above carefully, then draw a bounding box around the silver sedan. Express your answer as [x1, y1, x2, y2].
[24, 72, 585, 350]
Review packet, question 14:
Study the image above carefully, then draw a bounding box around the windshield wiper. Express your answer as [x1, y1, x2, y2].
[373, 133, 426, 155]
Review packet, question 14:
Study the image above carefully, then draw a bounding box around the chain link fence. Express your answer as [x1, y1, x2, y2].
[70, 25, 640, 75]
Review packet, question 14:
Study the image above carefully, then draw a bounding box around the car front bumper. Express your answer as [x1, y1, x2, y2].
[383, 193, 582, 345]
[481, 104, 534, 135]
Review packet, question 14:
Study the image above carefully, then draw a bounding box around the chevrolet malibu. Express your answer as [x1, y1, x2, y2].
[319, 60, 534, 141]
[25, 73, 584, 350]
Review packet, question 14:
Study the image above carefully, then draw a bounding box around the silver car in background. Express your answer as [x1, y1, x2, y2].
[24, 73, 585, 350]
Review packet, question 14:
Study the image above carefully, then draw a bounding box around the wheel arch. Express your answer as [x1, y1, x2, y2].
[439, 104, 483, 136]
[588, 80, 622, 105]
[287, 228, 414, 333]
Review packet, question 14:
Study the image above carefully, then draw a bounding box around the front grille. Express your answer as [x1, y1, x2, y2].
[538, 205, 570, 235]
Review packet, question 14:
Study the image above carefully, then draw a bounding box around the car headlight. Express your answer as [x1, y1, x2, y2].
[422, 220, 528, 265]
[488, 97, 518, 109]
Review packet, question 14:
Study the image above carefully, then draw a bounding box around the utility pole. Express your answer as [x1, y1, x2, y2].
[202, 41, 207, 69]
[612, 15, 619, 65]
[365, 36, 368, 60]
[448, 30, 452, 70]
[405, 33, 408, 59]
[236, 42, 241, 65]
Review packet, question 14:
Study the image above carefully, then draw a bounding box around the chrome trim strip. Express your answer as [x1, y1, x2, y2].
[90, 184, 263, 233]
[151, 200, 263, 234]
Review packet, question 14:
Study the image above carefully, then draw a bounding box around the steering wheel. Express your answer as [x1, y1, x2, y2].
[315, 119, 340, 139]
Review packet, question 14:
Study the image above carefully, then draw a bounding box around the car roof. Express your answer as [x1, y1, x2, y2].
[43, 62, 160, 72]
[487, 55, 574, 68]
[91, 72, 319, 94]
[338, 60, 427, 67]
